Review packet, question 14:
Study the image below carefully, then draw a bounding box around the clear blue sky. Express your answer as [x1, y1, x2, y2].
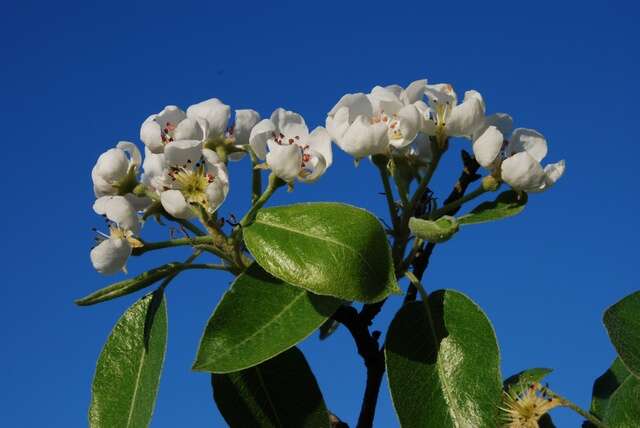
[2, 1, 639, 426]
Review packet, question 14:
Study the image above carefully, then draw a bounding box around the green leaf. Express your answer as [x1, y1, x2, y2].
[604, 291, 640, 378]
[76, 264, 178, 306]
[89, 291, 167, 428]
[603, 376, 640, 427]
[193, 263, 341, 373]
[385, 290, 502, 428]
[504, 367, 553, 393]
[458, 190, 527, 225]
[409, 216, 459, 243]
[243, 202, 400, 303]
[211, 347, 330, 428]
[589, 357, 631, 420]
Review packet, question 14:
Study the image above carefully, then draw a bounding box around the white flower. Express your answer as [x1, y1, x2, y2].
[91, 141, 141, 197]
[501, 383, 562, 428]
[157, 140, 230, 219]
[472, 124, 565, 192]
[186, 98, 231, 141]
[249, 108, 332, 183]
[326, 80, 426, 159]
[416, 83, 485, 143]
[140, 106, 203, 154]
[90, 196, 142, 275]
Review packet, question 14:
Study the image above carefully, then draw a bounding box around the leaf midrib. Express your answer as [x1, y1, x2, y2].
[204, 290, 307, 366]
[125, 347, 147, 428]
[254, 219, 378, 276]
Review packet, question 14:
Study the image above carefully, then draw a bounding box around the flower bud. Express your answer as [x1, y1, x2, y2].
[481, 175, 500, 192]
[409, 216, 459, 243]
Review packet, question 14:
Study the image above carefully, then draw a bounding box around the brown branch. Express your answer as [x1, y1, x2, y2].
[332, 305, 385, 428]
[405, 150, 481, 303]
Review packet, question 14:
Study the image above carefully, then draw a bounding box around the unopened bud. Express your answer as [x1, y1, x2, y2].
[409, 215, 459, 243]
[481, 175, 500, 192]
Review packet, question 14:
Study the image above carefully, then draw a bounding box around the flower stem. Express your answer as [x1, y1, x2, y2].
[238, 173, 285, 228]
[133, 236, 214, 256]
[427, 185, 487, 220]
[545, 389, 607, 428]
[404, 271, 439, 346]
[249, 149, 263, 205]
[373, 155, 400, 232]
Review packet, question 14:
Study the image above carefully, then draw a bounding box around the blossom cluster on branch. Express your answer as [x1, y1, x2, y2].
[89, 79, 565, 276]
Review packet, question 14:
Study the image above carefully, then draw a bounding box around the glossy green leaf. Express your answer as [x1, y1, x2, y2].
[504, 367, 553, 393]
[212, 347, 330, 428]
[89, 291, 167, 428]
[193, 264, 341, 373]
[603, 376, 640, 427]
[243, 202, 400, 303]
[604, 291, 640, 378]
[589, 357, 631, 420]
[458, 190, 527, 225]
[76, 263, 178, 306]
[409, 216, 459, 243]
[386, 290, 502, 428]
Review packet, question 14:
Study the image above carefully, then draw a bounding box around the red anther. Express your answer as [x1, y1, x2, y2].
[288, 138, 294, 144]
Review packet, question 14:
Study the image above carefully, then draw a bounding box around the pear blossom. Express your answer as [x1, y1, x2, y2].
[501, 383, 562, 428]
[472, 124, 565, 192]
[141, 99, 261, 160]
[249, 108, 332, 183]
[415, 83, 485, 143]
[91, 141, 141, 197]
[140, 106, 202, 154]
[90, 196, 142, 275]
[326, 80, 426, 159]
[156, 140, 230, 219]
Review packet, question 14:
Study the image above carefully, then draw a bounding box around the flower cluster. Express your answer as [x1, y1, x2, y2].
[89, 80, 565, 275]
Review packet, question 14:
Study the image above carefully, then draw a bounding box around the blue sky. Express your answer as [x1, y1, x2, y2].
[2, 0, 639, 426]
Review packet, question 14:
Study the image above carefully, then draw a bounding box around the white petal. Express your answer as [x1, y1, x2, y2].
[156, 105, 187, 127]
[140, 118, 164, 153]
[173, 117, 203, 141]
[509, 128, 548, 162]
[306, 127, 333, 168]
[203, 149, 230, 197]
[266, 142, 302, 182]
[90, 238, 131, 275]
[409, 133, 433, 163]
[270, 108, 309, 139]
[93, 148, 129, 183]
[124, 194, 151, 211]
[543, 160, 565, 188]
[501, 151, 546, 191]
[327, 93, 373, 123]
[116, 141, 142, 167]
[369, 86, 403, 114]
[187, 98, 231, 139]
[337, 116, 387, 159]
[93, 195, 140, 235]
[400, 79, 427, 104]
[234, 109, 261, 146]
[326, 106, 350, 142]
[92, 165, 115, 196]
[205, 180, 227, 213]
[141, 147, 166, 190]
[472, 126, 504, 168]
[249, 119, 276, 160]
[446, 90, 485, 137]
[414, 101, 437, 136]
[160, 189, 194, 219]
[388, 104, 420, 149]
[425, 83, 457, 106]
[298, 149, 327, 183]
[164, 140, 203, 167]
